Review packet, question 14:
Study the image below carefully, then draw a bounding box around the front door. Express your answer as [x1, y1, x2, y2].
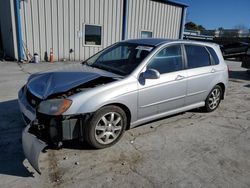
[138, 44, 187, 119]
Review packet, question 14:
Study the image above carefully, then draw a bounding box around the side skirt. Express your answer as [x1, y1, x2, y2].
[130, 102, 205, 128]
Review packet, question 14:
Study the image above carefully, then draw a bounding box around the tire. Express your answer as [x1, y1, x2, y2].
[84, 105, 127, 149]
[204, 85, 222, 112]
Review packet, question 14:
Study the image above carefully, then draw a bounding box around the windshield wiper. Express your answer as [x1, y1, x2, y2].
[91, 64, 111, 71]
[82, 61, 90, 66]
[82, 62, 109, 72]
[91, 64, 126, 76]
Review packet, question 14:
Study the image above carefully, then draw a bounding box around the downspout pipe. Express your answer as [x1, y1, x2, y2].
[179, 7, 187, 39]
[14, 0, 24, 61]
[122, 0, 128, 40]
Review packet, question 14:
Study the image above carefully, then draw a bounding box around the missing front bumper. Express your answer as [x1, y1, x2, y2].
[22, 125, 47, 174]
[22, 114, 85, 173]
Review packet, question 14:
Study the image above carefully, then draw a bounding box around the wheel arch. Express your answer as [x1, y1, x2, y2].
[216, 82, 226, 99]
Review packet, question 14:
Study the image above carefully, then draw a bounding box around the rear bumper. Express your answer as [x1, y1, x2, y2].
[22, 125, 47, 174]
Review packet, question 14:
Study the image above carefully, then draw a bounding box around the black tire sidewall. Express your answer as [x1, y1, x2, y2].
[84, 105, 127, 149]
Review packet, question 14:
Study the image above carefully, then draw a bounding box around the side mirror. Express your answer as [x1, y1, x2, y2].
[142, 69, 160, 79]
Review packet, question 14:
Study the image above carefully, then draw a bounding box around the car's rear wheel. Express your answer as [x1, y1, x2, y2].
[84, 105, 127, 149]
[204, 85, 222, 112]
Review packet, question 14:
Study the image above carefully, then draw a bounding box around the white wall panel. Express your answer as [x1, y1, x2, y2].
[19, 0, 183, 61]
[20, 0, 123, 61]
[69, 0, 74, 61]
[127, 0, 183, 40]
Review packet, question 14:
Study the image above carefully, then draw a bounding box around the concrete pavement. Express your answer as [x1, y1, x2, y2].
[0, 60, 249, 188]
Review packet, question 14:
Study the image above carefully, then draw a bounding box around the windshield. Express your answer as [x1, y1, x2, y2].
[84, 43, 154, 76]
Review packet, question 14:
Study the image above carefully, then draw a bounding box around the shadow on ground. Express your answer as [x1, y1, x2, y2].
[244, 84, 250, 88]
[0, 99, 33, 177]
[229, 70, 250, 81]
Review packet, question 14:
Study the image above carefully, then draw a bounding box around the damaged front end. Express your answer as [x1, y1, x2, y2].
[22, 113, 85, 173]
[19, 68, 119, 173]
[22, 124, 47, 174]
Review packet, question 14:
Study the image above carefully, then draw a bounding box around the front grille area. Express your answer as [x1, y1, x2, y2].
[26, 88, 42, 107]
[29, 113, 63, 144]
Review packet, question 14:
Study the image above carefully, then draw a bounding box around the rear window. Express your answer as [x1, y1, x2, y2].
[185, 45, 211, 69]
[207, 47, 220, 65]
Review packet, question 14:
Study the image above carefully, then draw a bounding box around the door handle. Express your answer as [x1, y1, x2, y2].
[211, 68, 216, 73]
[175, 75, 185, 80]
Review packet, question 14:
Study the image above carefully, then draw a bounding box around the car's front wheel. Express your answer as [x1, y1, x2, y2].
[84, 105, 127, 149]
[204, 85, 222, 112]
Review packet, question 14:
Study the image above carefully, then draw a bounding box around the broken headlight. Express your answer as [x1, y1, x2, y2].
[38, 99, 72, 115]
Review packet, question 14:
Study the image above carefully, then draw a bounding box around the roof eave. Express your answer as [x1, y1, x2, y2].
[152, 0, 189, 8]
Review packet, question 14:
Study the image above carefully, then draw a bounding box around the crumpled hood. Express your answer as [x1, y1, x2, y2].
[26, 64, 119, 99]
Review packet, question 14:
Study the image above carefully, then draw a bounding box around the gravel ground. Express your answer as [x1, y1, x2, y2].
[0, 60, 249, 188]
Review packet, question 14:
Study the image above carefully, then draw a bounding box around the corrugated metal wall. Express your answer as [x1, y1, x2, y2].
[126, 0, 182, 39]
[19, 0, 183, 62]
[20, 0, 123, 61]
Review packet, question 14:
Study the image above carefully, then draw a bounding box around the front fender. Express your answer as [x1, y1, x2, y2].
[63, 78, 138, 123]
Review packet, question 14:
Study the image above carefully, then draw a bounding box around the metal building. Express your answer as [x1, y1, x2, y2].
[0, 0, 187, 61]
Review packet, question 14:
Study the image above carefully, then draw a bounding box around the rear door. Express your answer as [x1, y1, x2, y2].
[184, 44, 217, 105]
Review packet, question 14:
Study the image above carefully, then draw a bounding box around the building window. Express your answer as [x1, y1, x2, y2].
[141, 31, 153, 38]
[84, 24, 102, 46]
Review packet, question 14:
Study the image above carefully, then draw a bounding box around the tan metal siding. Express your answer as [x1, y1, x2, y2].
[44, 0, 52, 58]
[24, 1, 33, 56]
[74, 0, 80, 61]
[38, 0, 46, 59]
[69, 1, 74, 61]
[20, 0, 123, 61]
[63, 0, 69, 60]
[31, 0, 40, 56]
[127, 0, 182, 39]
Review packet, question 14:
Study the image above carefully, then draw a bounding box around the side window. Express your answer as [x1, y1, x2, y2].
[207, 47, 220, 65]
[185, 45, 211, 69]
[147, 45, 183, 74]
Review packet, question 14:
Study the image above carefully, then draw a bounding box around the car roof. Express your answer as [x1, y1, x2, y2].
[123, 38, 175, 47]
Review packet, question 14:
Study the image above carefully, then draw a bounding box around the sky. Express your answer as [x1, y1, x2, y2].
[176, 0, 250, 30]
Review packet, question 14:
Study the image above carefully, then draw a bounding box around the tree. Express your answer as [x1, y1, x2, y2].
[185, 22, 206, 31]
[197, 25, 205, 32]
[234, 24, 249, 37]
[234, 24, 248, 32]
[218, 27, 224, 31]
[185, 22, 197, 30]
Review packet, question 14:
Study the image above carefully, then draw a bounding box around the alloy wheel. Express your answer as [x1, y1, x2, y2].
[208, 88, 221, 110]
[94, 112, 123, 145]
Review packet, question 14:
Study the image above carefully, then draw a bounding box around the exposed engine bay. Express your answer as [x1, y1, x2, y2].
[24, 76, 118, 146]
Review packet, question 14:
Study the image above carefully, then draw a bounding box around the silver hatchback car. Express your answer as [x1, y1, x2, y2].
[19, 39, 228, 172]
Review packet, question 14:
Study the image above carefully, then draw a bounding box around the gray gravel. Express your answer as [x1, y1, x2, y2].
[0, 60, 249, 188]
